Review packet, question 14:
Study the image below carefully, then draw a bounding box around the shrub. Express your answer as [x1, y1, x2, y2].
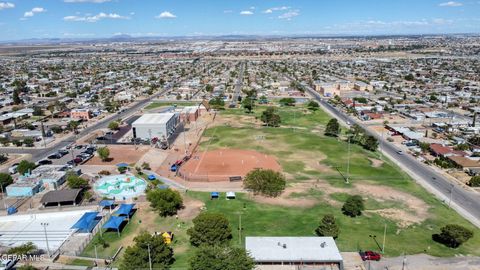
[432, 224, 473, 248]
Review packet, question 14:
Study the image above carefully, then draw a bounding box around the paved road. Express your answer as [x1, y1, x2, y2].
[302, 82, 480, 227]
[230, 61, 245, 107]
[1, 89, 168, 167]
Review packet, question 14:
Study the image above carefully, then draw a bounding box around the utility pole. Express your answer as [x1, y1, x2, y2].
[1, 185, 7, 211]
[41, 222, 51, 257]
[94, 245, 98, 261]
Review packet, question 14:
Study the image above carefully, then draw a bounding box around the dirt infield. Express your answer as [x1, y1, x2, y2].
[85, 145, 151, 165]
[180, 149, 281, 182]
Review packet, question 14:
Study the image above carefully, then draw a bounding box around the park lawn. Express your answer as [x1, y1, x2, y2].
[81, 206, 193, 269]
[145, 101, 198, 110]
[191, 106, 480, 257]
[184, 191, 480, 258]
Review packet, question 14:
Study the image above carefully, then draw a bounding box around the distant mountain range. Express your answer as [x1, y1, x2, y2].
[1, 33, 479, 45]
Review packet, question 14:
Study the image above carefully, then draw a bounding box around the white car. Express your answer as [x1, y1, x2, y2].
[8, 164, 18, 175]
[0, 259, 15, 270]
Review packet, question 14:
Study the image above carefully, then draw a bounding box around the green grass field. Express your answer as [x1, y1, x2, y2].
[82, 104, 480, 268]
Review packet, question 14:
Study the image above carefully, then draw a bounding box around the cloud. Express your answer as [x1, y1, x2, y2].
[278, 10, 299, 20]
[264, 6, 290, 13]
[155, 11, 176, 19]
[240, 10, 254, 15]
[439, 1, 463, 6]
[23, 7, 46, 18]
[64, 12, 130, 22]
[0, 2, 14, 10]
[64, 0, 111, 3]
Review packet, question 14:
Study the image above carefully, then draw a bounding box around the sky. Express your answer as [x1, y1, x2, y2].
[0, 0, 479, 41]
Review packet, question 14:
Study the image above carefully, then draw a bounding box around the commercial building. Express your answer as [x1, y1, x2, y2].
[180, 106, 199, 122]
[132, 113, 179, 140]
[245, 236, 343, 270]
[70, 108, 92, 120]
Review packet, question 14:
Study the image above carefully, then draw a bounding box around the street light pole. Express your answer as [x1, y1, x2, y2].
[346, 135, 351, 184]
[382, 223, 387, 254]
[449, 184, 454, 208]
[147, 243, 152, 270]
[41, 222, 51, 257]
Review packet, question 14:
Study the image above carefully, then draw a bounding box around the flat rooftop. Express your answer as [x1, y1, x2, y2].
[132, 113, 176, 125]
[0, 209, 92, 251]
[245, 236, 343, 263]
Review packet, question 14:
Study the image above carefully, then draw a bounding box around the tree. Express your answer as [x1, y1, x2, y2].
[363, 135, 379, 151]
[120, 232, 174, 270]
[108, 121, 120, 131]
[0, 173, 13, 189]
[242, 96, 254, 113]
[205, 84, 213, 92]
[306, 100, 319, 111]
[23, 137, 34, 147]
[315, 214, 339, 239]
[419, 142, 430, 153]
[13, 89, 22, 105]
[325, 119, 340, 137]
[8, 242, 37, 255]
[146, 189, 183, 217]
[243, 168, 286, 197]
[97, 147, 110, 162]
[342, 195, 365, 217]
[279, 97, 296, 106]
[17, 160, 36, 175]
[33, 107, 43, 116]
[68, 120, 79, 132]
[187, 212, 232, 247]
[190, 245, 255, 270]
[468, 176, 480, 187]
[260, 107, 281, 127]
[432, 224, 474, 248]
[66, 172, 89, 189]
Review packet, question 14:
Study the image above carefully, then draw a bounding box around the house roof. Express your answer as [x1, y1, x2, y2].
[430, 143, 452, 155]
[40, 189, 82, 204]
[245, 237, 343, 263]
[448, 156, 480, 168]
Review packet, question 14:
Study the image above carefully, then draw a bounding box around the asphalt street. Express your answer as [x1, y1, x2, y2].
[230, 61, 245, 107]
[1, 89, 168, 168]
[302, 82, 480, 227]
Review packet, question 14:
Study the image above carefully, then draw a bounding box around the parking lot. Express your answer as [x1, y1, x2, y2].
[37, 144, 97, 168]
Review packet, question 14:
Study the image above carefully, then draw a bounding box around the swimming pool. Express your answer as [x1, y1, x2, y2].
[94, 174, 147, 199]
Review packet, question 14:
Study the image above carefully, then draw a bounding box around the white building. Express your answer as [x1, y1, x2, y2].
[132, 113, 179, 140]
[245, 236, 344, 270]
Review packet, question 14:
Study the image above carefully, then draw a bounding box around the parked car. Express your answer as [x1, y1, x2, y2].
[74, 144, 86, 149]
[37, 159, 53, 165]
[8, 164, 19, 174]
[0, 259, 15, 270]
[58, 149, 69, 156]
[360, 251, 381, 261]
[73, 157, 83, 164]
[48, 153, 62, 159]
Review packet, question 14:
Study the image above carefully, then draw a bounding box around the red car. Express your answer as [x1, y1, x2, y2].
[360, 251, 381, 261]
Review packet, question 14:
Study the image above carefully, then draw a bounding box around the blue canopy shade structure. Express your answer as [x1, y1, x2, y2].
[148, 174, 156, 180]
[99, 200, 115, 208]
[114, 203, 135, 217]
[71, 211, 100, 233]
[116, 163, 129, 168]
[102, 215, 126, 230]
[211, 192, 219, 198]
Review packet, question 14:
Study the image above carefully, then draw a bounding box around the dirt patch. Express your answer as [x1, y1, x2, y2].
[369, 158, 384, 168]
[250, 179, 429, 227]
[85, 145, 151, 165]
[181, 148, 281, 182]
[251, 181, 323, 208]
[177, 196, 204, 220]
